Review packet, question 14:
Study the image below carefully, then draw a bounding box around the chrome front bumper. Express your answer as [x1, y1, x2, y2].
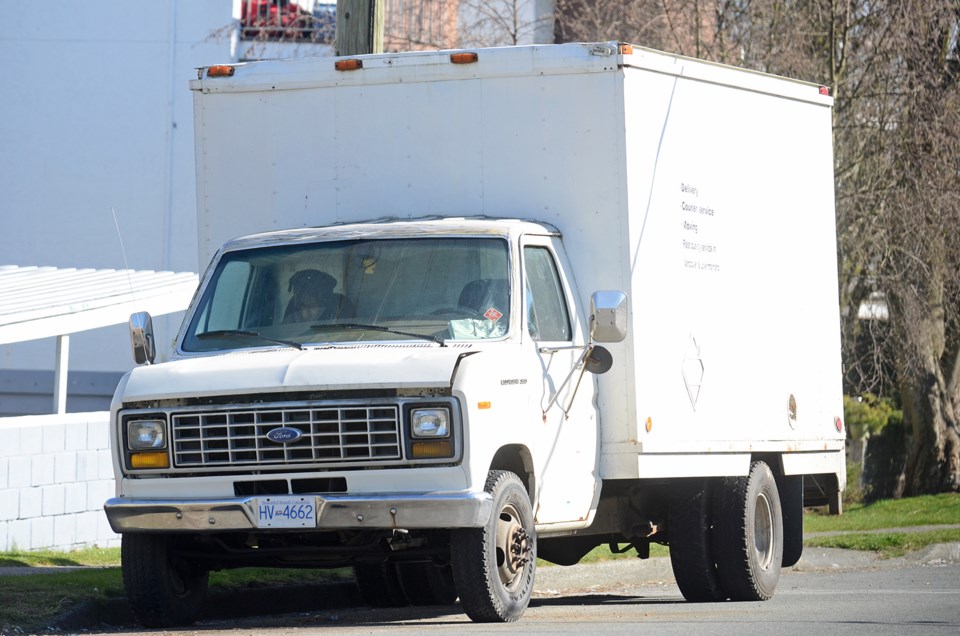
[104, 492, 493, 533]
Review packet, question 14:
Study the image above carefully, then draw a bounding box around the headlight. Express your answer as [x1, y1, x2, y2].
[411, 408, 450, 438]
[127, 419, 167, 450]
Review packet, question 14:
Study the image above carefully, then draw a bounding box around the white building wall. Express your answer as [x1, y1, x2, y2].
[0, 0, 560, 550]
[0, 1, 555, 415]
[0, 1, 237, 383]
[0, 413, 117, 551]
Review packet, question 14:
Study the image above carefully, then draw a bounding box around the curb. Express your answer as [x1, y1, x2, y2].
[791, 541, 960, 572]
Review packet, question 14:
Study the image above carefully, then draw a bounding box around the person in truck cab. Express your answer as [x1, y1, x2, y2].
[283, 269, 352, 322]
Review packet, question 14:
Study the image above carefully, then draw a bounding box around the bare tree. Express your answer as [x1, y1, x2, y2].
[553, 0, 687, 48]
[459, 0, 554, 46]
[874, 1, 960, 494]
[380, 0, 553, 51]
[556, 0, 960, 494]
[383, 0, 455, 50]
[805, 0, 960, 495]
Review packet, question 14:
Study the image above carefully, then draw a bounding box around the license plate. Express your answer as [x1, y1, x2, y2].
[254, 496, 317, 528]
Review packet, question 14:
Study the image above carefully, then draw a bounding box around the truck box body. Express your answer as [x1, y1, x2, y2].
[106, 43, 844, 626]
[190, 43, 844, 483]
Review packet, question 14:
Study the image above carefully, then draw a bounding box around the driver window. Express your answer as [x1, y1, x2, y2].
[523, 246, 571, 342]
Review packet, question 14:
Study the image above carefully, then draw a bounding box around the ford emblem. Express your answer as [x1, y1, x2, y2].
[265, 427, 303, 444]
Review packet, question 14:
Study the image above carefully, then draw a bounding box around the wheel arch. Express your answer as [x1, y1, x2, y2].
[489, 444, 535, 502]
[750, 452, 784, 476]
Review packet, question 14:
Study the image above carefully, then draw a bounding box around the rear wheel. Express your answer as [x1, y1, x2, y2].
[451, 470, 535, 622]
[121, 533, 208, 628]
[713, 461, 783, 601]
[668, 479, 726, 602]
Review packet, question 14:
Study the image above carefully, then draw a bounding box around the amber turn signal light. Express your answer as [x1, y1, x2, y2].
[130, 452, 170, 469]
[411, 440, 454, 459]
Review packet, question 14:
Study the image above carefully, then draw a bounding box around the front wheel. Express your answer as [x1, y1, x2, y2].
[451, 470, 536, 622]
[121, 533, 209, 627]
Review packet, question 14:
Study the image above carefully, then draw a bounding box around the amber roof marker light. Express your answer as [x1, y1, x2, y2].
[335, 59, 363, 72]
[206, 65, 235, 78]
[450, 52, 479, 64]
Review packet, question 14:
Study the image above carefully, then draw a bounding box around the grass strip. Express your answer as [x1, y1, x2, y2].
[0, 568, 125, 632]
[804, 528, 960, 559]
[803, 493, 960, 532]
[0, 547, 121, 568]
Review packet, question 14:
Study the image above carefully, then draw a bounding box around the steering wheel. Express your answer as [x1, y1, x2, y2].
[429, 305, 485, 319]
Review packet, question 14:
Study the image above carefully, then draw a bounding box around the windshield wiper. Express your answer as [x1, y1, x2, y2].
[195, 329, 305, 351]
[314, 322, 446, 347]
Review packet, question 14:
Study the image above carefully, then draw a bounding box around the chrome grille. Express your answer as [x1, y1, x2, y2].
[171, 405, 402, 468]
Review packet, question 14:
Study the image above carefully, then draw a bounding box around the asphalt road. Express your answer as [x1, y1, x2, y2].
[89, 543, 960, 635]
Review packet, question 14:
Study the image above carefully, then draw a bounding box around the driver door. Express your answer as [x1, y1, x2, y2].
[522, 236, 600, 527]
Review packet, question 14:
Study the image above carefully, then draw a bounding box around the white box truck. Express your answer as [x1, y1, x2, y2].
[106, 42, 845, 626]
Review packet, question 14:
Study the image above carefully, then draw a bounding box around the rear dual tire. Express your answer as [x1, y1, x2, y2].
[668, 479, 725, 601]
[668, 461, 784, 603]
[714, 461, 784, 601]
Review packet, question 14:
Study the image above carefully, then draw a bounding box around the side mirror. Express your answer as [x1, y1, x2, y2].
[590, 290, 628, 343]
[129, 312, 156, 365]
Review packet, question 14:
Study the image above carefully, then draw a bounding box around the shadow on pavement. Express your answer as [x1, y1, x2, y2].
[57, 582, 689, 631]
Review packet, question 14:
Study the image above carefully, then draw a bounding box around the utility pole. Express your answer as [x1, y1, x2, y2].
[335, 0, 384, 56]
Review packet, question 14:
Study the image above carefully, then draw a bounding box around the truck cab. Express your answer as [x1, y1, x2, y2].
[106, 218, 626, 625]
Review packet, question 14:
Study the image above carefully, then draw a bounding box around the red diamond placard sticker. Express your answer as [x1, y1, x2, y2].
[484, 307, 503, 322]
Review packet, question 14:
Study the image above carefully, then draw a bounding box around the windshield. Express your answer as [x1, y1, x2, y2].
[182, 237, 511, 352]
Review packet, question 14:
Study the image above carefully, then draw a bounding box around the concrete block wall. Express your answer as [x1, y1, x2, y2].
[0, 412, 119, 551]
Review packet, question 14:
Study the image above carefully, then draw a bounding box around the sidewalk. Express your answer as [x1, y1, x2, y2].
[804, 523, 960, 538]
[534, 538, 960, 596]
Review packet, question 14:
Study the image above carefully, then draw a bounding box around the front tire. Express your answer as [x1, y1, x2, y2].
[713, 461, 784, 601]
[451, 470, 536, 622]
[121, 533, 208, 628]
